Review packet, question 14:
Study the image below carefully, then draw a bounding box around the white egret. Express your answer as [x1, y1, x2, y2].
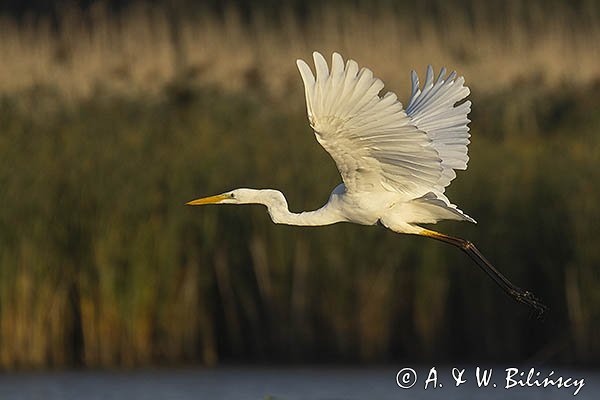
[188, 52, 547, 316]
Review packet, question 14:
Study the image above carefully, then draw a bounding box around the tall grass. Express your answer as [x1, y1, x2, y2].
[0, 1, 599, 368]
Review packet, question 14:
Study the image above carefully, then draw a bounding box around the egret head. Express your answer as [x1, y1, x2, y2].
[186, 188, 286, 207]
[186, 189, 245, 206]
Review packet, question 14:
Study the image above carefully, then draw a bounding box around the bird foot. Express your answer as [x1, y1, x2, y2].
[512, 289, 548, 319]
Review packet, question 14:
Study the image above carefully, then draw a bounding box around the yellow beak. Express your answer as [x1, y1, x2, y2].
[186, 194, 229, 206]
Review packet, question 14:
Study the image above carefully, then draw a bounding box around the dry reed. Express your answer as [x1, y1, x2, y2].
[0, 1, 598, 102]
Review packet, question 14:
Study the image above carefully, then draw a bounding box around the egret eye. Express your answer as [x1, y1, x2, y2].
[229, 193, 235, 198]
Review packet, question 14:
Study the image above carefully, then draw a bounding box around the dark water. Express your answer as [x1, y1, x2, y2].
[0, 366, 597, 399]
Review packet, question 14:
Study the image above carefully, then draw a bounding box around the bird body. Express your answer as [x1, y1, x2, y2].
[188, 51, 547, 315]
[296, 52, 474, 229]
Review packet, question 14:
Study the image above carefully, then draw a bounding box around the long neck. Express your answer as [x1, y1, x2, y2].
[268, 205, 344, 226]
[257, 190, 345, 226]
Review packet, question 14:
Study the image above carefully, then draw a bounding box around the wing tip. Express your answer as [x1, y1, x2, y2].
[312, 51, 329, 81]
[296, 58, 308, 69]
[296, 58, 315, 86]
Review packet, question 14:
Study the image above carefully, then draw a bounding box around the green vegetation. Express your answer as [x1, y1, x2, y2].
[0, 1, 599, 369]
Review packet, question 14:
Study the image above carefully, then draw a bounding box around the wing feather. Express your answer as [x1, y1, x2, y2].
[406, 66, 471, 191]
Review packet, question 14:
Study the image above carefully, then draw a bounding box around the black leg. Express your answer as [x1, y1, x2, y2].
[419, 229, 548, 318]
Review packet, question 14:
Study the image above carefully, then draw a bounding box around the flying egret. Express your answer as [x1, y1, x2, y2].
[187, 51, 547, 316]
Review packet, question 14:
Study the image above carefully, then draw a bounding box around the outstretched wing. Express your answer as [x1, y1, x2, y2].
[406, 65, 471, 192]
[297, 52, 442, 197]
[297, 52, 470, 200]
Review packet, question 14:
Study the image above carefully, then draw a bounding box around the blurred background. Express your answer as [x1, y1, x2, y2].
[0, 0, 599, 380]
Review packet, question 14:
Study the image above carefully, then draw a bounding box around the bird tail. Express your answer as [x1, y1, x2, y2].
[401, 192, 476, 224]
